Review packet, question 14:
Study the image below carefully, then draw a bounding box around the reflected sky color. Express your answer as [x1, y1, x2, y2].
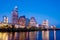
[0, 0, 60, 27]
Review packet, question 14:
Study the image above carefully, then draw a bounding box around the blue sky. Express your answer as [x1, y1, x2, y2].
[0, 0, 60, 26]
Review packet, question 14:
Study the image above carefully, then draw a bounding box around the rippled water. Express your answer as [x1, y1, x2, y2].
[0, 31, 60, 40]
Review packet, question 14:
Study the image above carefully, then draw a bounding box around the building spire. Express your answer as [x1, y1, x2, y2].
[14, 6, 18, 9]
[14, 6, 18, 12]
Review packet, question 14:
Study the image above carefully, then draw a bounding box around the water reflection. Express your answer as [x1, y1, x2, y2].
[0, 31, 57, 40]
[0, 32, 8, 40]
[0, 32, 37, 40]
[56, 30, 60, 40]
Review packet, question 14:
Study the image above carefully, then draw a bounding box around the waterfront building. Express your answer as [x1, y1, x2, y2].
[3, 16, 8, 24]
[29, 17, 37, 27]
[51, 25, 56, 40]
[18, 16, 26, 28]
[18, 16, 26, 40]
[29, 17, 37, 40]
[42, 19, 49, 40]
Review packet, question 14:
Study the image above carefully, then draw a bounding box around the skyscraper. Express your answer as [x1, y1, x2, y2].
[29, 17, 37, 27]
[12, 6, 18, 25]
[18, 16, 26, 28]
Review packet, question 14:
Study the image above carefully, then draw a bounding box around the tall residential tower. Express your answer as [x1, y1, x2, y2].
[12, 6, 18, 24]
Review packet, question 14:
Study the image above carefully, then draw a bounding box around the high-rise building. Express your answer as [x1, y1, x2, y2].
[18, 16, 26, 28]
[3, 16, 8, 23]
[42, 19, 49, 28]
[42, 19, 49, 40]
[12, 6, 18, 25]
[29, 17, 37, 27]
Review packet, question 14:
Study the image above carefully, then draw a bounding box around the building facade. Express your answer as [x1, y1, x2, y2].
[3, 16, 8, 24]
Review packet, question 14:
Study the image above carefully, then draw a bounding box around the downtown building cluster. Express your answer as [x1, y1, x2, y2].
[0, 6, 56, 28]
[0, 6, 56, 40]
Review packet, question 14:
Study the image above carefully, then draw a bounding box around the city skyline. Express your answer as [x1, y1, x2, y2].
[0, 0, 60, 27]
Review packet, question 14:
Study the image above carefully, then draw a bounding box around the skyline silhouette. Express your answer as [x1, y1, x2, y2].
[0, 0, 60, 27]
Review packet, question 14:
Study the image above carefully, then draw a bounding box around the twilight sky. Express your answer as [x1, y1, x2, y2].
[0, 0, 60, 26]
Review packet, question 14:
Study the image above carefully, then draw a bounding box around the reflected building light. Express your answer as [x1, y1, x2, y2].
[0, 32, 8, 40]
[53, 25, 56, 40]
[36, 24, 39, 40]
